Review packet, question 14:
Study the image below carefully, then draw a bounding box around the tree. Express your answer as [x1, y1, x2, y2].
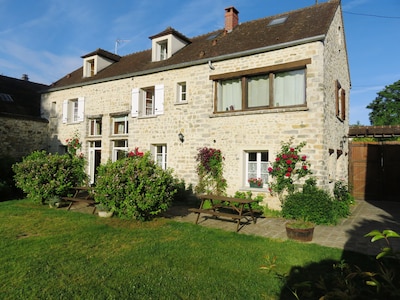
[367, 79, 400, 125]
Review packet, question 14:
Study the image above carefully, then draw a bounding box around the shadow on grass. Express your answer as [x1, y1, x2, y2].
[280, 200, 400, 299]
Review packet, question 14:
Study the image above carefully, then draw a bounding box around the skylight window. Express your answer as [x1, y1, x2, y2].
[268, 16, 288, 26]
[0, 93, 14, 102]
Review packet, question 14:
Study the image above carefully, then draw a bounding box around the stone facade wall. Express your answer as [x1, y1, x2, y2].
[0, 116, 48, 159]
[42, 9, 349, 210]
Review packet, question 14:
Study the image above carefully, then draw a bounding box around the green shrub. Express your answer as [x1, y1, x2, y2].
[333, 180, 354, 218]
[12, 150, 87, 204]
[94, 152, 178, 221]
[282, 178, 337, 225]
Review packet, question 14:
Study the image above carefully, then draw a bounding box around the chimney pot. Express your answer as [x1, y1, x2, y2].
[21, 74, 29, 81]
[224, 6, 239, 32]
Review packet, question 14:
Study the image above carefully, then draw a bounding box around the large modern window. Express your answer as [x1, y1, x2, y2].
[245, 151, 269, 187]
[89, 118, 102, 136]
[112, 140, 128, 161]
[211, 59, 310, 113]
[62, 97, 84, 123]
[131, 85, 164, 117]
[112, 116, 128, 135]
[153, 144, 167, 170]
[335, 80, 346, 121]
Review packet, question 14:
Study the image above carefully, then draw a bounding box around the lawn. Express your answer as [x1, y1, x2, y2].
[0, 199, 372, 299]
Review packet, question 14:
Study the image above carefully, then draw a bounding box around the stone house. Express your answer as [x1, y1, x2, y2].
[0, 75, 48, 159]
[41, 0, 350, 209]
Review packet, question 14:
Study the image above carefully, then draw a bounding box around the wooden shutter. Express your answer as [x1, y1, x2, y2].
[62, 100, 68, 123]
[154, 84, 164, 115]
[131, 88, 139, 117]
[77, 97, 85, 122]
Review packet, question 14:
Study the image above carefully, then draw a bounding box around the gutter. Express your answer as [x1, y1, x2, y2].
[46, 34, 326, 93]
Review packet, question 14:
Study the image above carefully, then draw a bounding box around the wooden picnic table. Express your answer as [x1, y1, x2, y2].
[61, 186, 97, 214]
[189, 194, 257, 232]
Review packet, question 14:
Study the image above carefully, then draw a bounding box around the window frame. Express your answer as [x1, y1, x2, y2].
[89, 118, 102, 136]
[177, 82, 187, 103]
[210, 59, 310, 113]
[62, 97, 84, 124]
[152, 144, 167, 170]
[244, 151, 269, 188]
[131, 85, 164, 117]
[112, 139, 128, 162]
[112, 116, 128, 135]
[335, 80, 346, 121]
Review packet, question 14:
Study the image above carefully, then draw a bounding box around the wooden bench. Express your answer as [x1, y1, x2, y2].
[189, 194, 257, 232]
[61, 187, 97, 214]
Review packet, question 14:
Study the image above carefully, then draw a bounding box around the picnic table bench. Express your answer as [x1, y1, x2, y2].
[61, 186, 97, 214]
[189, 194, 257, 232]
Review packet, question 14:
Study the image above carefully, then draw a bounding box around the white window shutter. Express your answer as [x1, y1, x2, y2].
[62, 100, 68, 123]
[154, 84, 164, 115]
[131, 88, 139, 117]
[77, 97, 85, 122]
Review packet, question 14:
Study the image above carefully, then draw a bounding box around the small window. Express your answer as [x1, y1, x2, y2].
[245, 151, 269, 187]
[112, 140, 128, 161]
[335, 80, 346, 121]
[89, 118, 102, 136]
[131, 85, 164, 117]
[158, 40, 168, 60]
[153, 144, 167, 170]
[62, 97, 84, 123]
[177, 82, 187, 102]
[50, 102, 57, 117]
[112, 116, 128, 135]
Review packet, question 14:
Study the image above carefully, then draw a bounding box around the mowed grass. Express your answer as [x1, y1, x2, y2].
[0, 199, 367, 299]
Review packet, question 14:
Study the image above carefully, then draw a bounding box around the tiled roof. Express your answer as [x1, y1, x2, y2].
[49, 0, 340, 90]
[0, 75, 48, 118]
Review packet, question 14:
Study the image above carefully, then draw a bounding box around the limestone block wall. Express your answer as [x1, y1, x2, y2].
[0, 116, 48, 159]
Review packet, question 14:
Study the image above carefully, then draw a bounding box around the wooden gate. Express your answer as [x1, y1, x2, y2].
[349, 142, 400, 201]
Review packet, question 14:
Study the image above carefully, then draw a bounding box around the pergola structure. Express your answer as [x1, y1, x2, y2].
[349, 125, 400, 138]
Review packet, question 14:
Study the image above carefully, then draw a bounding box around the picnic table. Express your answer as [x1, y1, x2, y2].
[189, 194, 257, 232]
[61, 186, 97, 214]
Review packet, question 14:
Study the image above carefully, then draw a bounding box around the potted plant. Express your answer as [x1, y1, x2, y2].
[96, 203, 113, 218]
[248, 177, 263, 188]
[285, 219, 315, 242]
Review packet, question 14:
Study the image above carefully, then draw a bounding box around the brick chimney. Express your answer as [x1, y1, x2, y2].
[224, 6, 239, 32]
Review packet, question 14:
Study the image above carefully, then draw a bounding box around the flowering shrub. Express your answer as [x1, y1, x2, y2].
[12, 150, 87, 204]
[94, 152, 178, 221]
[195, 147, 227, 195]
[127, 147, 144, 158]
[268, 139, 312, 200]
[248, 177, 263, 187]
[66, 131, 82, 156]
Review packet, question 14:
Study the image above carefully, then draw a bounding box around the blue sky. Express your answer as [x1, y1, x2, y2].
[1, 0, 399, 125]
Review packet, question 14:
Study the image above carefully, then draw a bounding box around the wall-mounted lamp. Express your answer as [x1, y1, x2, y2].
[178, 132, 184, 143]
[208, 60, 215, 70]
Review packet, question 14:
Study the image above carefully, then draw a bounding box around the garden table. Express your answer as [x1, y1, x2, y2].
[189, 194, 257, 232]
[61, 186, 97, 214]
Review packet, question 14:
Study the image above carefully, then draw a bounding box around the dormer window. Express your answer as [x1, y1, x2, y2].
[149, 27, 191, 62]
[159, 40, 168, 60]
[81, 49, 121, 78]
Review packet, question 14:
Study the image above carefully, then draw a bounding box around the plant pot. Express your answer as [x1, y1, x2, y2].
[285, 222, 314, 242]
[98, 211, 113, 218]
[249, 182, 263, 188]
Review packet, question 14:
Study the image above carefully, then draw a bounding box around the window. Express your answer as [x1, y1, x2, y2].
[211, 59, 310, 113]
[177, 82, 187, 102]
[335, 80, 346, 121]
[155, 40, 168, 60]
[62, 97, 84, 123]
[112, 140, 128, 161]
[131, 85, 164, 117]
[245, 151, 269, 187]
[153, 144, 167, 170]
[112, 116, 128, 135]
[50, 102, 57, 117]
[89, 118, 102, 136]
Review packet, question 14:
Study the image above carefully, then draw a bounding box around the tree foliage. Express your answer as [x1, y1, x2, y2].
[367, 79, 400, 125]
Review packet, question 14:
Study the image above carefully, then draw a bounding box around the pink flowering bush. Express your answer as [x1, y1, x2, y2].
[268, 139, 312, 200]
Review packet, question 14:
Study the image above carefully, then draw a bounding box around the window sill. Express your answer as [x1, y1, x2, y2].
[174, 101, 188, 106]
[241, 186, 269, 192]
[138, 115, 158, 119]
[211, 106, 308, 118]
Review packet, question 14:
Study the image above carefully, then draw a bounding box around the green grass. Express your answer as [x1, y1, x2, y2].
[0, 199, 371, 299]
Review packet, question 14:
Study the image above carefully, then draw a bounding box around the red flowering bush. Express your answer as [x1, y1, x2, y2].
[66, 131, 82, 156]
[127, 147, 144, 158]
[268, 139, 312, 200]
[195, 147, 227, 195]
